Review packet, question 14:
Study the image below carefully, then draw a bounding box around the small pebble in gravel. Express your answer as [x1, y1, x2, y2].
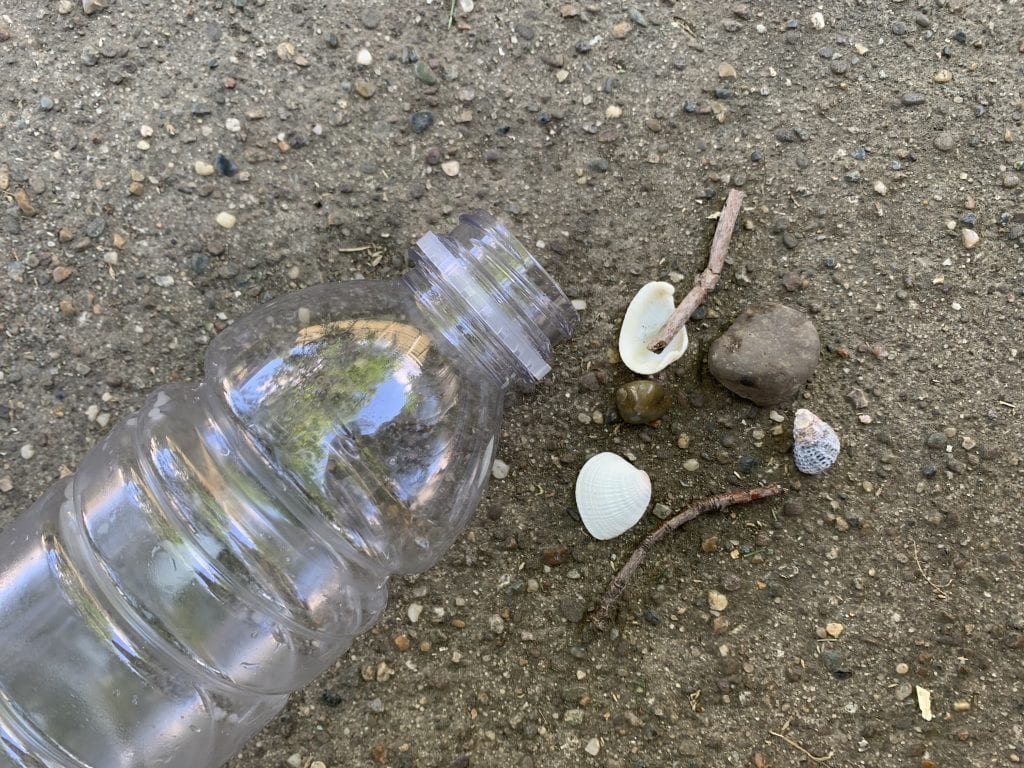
[611, 21, 632, 39]
[353, 80, 376, 99]
[810, 12, 825, 29]
[962, 229, 979, 249]
[224, 117, 241, 132]
[0, 477, 12, 493]
[215, 153, 238, 176]
[683, 459, 699, 472]
[708, 591, 728, 611]
[605, 104, 622, 119]
[1004, 173, 1021, 188]
[718, 62, 737, 79]
[215, 211, 237, 229]
[933, 132, 956, 151]
[901, 92, 925, 106]
[414, 61, 439, 85]
[584, 739, 601, 757]
[52, 266, 74, 283]
[20, 444, 35, 460]
[890, 21, 907, 36]
[491, 459, 509, 479]
[873, 180, 888, 195]
[195, 160, 215, 176]
[933, 69, 952, 83]
[826, 622, 844, 638]
[40, 96, 54, 111]
[409, 111, 434, 134]
[356, 48, 373, 67]
[615, 380, 672, 424]
[441, 160, 460, 177]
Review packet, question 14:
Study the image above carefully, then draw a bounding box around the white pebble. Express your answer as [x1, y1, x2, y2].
[755, 23, 767, 33]
[20, 444, 35, 460]
[194, 160, 215, 176]
[216, 211, 237, 229]
[683, 458, 699, 472]
[441, 160, 460, 177]
[571, 299, 587, 311]
[810, 11, 825, 29]
[458, 0, 474, 11]
[407, 603, 423, 623]
[85, 404, 99, 422]
[584, 738, 601, 756]
[605, 104, 622, 119]
[491, 459, 510, 480]
[0, 476, 13, 493]
[873, 180, 888, 196]
[356, 48, 373, 66]
[225, 117, 242, 132]
[961, 229, 979, 249]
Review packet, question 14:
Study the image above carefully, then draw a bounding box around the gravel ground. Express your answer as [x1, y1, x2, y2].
[2, 1, 1023, 767]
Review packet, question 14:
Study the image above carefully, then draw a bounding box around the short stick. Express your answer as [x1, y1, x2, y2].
[647, 189, 745, 353]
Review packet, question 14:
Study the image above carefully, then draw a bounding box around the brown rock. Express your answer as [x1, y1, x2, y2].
[615, 380, 672, 424]
[14, 189, 36, 217]
[708, 303, 820, 405]
[52, 266, 74, 283]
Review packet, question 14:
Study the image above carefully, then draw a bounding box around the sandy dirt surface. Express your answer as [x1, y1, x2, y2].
[1, 1, 1023, 766]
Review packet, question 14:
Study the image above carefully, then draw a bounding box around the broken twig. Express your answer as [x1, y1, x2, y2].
[647, 189, 745, 353]
[769, 730, 834, 763]
[911, 539, 953, 599]
[591, 483, 783, 630]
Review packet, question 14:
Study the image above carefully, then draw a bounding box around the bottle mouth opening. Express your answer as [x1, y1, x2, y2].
[411, 211, 578, 384]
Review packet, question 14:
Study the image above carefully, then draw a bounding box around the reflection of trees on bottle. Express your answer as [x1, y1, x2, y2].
[238, 318, 449, 568]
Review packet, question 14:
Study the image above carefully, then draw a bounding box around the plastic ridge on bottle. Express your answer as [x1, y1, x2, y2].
[0, 211, 577, 768]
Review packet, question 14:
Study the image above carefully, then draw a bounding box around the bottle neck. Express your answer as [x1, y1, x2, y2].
[403, 211, 578, 388]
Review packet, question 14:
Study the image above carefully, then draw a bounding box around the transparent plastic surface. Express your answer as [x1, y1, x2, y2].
[0, 212, 576, 768]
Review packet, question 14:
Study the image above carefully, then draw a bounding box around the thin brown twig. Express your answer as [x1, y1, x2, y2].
[769, 731, 834, 763]
[911, 539, 953, 598]
[590, 484, 783, 630]
[648, 188, 745, 353]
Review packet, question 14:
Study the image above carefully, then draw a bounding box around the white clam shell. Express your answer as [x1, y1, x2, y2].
[575, 452, 652, 540]
[792, 408, 840, 475]
[618, 281, 689, 375]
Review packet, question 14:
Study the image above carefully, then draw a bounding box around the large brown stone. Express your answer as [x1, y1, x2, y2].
[708, 303, 820, 406]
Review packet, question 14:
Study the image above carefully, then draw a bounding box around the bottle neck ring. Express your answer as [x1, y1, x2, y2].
[405, 211, 577, 387]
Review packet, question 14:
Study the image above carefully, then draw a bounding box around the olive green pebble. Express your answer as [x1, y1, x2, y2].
[615, 380, 672, 424]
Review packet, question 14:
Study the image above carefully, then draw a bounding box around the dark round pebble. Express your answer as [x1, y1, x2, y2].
[960, 213, 977, 228]
[785, 19, 799, 29]
[737, 456, 757, 474]
[921, 464, 937, 478]
[324, 31, 339, 48]
[901, 92, 925, 106]
[954, 30, 967, 44]
[925, 432, 946, 448]
[642, 609, 660, 626]
[750, 149, 763, 162]
[409, 110, 434, 134]
[574, 39, 592, 54]
[615, 380, 673, 424]
[829, 59, 849, 75]
[214, 153, 238, 176]
[191, 252, 209, 275]
[891, 21, 908, 36]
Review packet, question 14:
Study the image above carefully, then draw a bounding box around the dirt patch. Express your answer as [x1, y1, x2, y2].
[1, 1, 1022, 767]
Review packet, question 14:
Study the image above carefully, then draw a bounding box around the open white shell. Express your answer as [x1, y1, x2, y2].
[575, 452, 652, 540]
[618, 282, 689, 375]
[793, 409, 840, 474]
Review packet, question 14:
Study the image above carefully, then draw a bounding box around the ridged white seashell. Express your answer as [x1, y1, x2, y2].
[618, 282, 689, 375]
[792, 409, 840, 475]
[575, 452, 652, 540]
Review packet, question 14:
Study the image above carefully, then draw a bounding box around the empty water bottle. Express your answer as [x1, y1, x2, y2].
[0, 211, 577, 768]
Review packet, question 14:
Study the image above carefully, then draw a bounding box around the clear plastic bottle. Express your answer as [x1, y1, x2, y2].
[0, 211, 577, 768]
